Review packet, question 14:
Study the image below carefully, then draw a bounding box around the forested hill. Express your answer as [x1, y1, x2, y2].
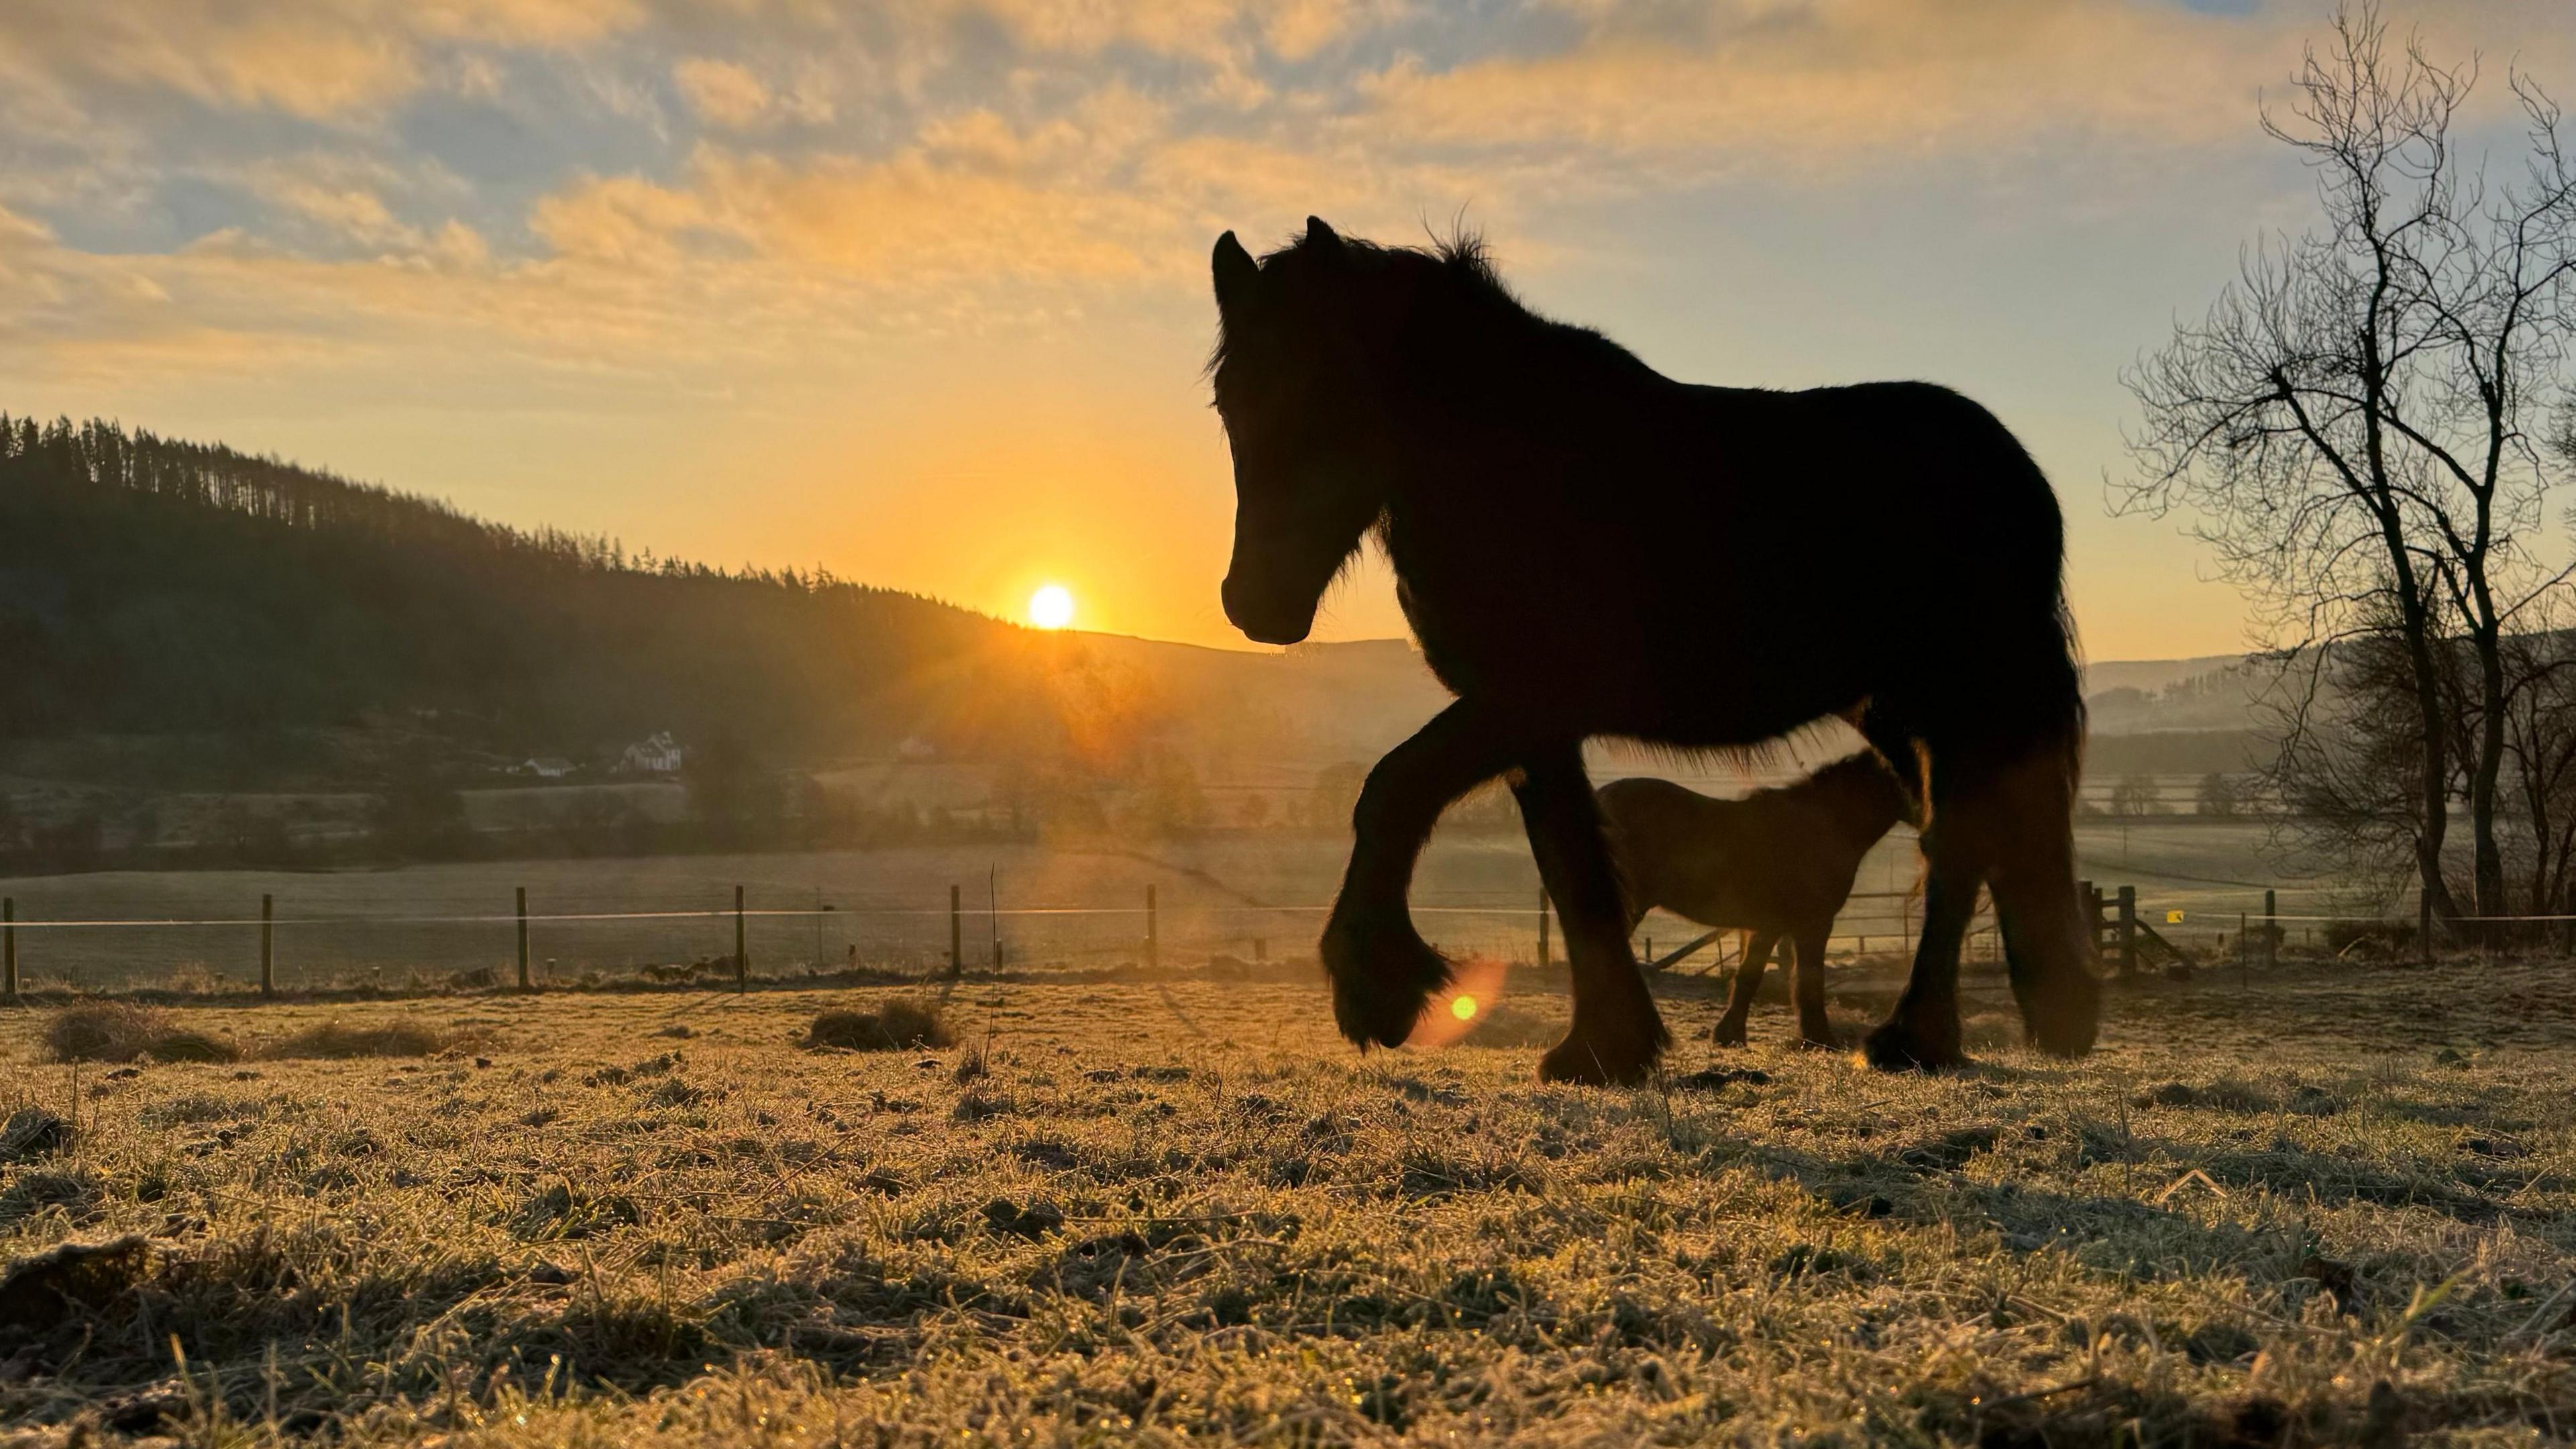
[0, 414, 1124, 771]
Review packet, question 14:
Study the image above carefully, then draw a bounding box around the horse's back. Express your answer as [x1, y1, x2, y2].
[1597, 774, 1858, 930]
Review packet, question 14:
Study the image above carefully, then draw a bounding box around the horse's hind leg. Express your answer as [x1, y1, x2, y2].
[1712, 930, 1778, 1046]
[1791, 922, 1835, 1047]
[1984, 753, 2100, 1057]
[1511, 742, 1670, 1085]
[1323, 701, 1523, 1050]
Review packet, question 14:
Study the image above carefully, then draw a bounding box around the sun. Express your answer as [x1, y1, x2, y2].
[1028, 584, 1075, 630]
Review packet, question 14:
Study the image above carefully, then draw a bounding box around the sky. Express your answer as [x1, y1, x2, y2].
[3, 0, 2571, 661]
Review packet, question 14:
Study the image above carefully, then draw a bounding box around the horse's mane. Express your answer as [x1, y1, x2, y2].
[1211, 227, 1655, 388]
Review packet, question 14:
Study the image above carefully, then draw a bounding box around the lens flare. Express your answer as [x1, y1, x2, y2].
[1406, 954, 1509, 1050]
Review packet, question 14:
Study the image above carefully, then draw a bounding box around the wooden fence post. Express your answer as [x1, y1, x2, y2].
[2238, 910, 2249, 993]
[2263, 889, 2276, 969]
[2114, 885, 2137, 979]
[3, 898, 15, 1002]
[2418, 885, 2434, 965]
[1145, 885, 1159, 970]
[260, 894, 274, 998]
[949, 885, 962, 977]
[735, 885, 747, 991]
[1537, 888, 1552, 969]
[516, 886, 530, 991]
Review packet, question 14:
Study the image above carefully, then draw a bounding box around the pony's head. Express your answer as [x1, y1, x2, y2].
[1207, 216, 1407, 645]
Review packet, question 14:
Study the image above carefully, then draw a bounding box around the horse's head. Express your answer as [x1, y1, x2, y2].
[1208, 217, 1397, 646]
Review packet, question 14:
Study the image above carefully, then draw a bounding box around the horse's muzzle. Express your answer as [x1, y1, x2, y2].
[1221, 575, 1313, 647]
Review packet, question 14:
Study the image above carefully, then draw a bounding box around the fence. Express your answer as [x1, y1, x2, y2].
[0, 871, 2563, 1002]
[2082, 879, 2576, 975]
[0, 874, 1975, 998]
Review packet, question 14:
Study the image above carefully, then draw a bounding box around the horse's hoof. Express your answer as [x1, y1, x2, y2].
[1537, 1037, 1649, 1085]
[1862, 1016, 1965, 1073]
[1710, 1017, 1749, 1049]
[1321, 911, 1452, 1050]
[2018, 965, 2102, 1059]
[1538, 1014, 1668, 1086]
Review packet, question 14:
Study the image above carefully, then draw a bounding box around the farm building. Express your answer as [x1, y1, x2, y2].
[620, 732, 685, 773]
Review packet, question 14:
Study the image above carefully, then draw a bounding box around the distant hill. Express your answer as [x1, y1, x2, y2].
[0, 414, 1085, 773]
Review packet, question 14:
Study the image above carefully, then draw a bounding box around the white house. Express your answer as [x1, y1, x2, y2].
[621, 731, 685, 773]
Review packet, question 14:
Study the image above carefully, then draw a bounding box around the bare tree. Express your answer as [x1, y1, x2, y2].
[2251, 602, 2456, 904]
[2109, 775, 2161, 818]
[2497, 600, 2576, 918]
[2118, 3, 2576, 926]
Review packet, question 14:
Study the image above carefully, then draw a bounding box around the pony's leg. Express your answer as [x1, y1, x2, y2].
[1711, 930, 1777, 1046]
[1982, 752, 2101, 1057]
[1511, 742, 1670, 1085]
[1863, 824, 1980, 1071]
[1792, 922, 1835, 1047]
[1322, 700, 1522, 1050]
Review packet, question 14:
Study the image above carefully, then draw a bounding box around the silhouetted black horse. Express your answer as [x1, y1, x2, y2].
[1597, 754, 1915, 1050]
[1208, 219, 2098, 1082]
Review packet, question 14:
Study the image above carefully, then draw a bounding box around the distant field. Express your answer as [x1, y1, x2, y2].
[0, 953, 2568, 1444]
[0, 820, 2344, 991]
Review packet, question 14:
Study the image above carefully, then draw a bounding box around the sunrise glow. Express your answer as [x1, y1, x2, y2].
[1028, 584, 1075, 631]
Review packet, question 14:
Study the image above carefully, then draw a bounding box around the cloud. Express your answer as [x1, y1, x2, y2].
[270, 182, 420, 248]
[12, 0, 2576, 409]
[0, 0, 642, 122]
[1359, 0, 2312, 184]
[674, 58, 774, 129]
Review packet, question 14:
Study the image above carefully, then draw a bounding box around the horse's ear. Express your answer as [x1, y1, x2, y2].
[1212, 230, 1258, 313]
[1304, 215, 1340, 253]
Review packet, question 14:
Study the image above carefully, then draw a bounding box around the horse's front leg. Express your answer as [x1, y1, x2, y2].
[1863, 840, 1979, 1071]
[1511, 742, 1670, 1084]
[1711, 930, 1779, 1047]
[1323, 700, 1522, 1049]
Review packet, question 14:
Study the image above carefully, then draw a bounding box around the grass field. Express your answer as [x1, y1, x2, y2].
[2, 949, 2570, 1445]
[0, 818, 2326, 991]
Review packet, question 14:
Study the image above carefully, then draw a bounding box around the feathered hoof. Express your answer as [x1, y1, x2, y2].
[1321, 909, 1452, 1050]
[1862, 1014, 1966, 1073]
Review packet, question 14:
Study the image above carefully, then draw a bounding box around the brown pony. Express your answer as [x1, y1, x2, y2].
[1598, 754, 1913, 1049]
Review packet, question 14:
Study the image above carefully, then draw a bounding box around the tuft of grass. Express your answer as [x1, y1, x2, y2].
[805, 997, 954, 1053]
[0, 1108, 72, 1163]
[42, 1004, 241, 1064]
[258, 1017, 472, 1061]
